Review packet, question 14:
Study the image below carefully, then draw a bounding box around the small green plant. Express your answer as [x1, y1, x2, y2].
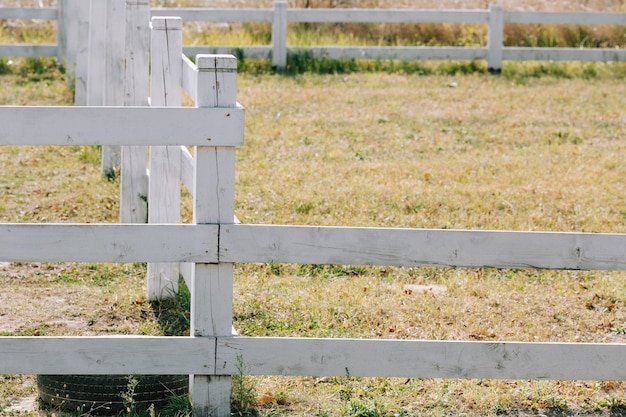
[231, 355, 258, 416]
[121, 376, 141, 414]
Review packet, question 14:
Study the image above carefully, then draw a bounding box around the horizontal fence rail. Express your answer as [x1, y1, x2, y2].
[216, 337, 626, 380]
[220, 224, 626, 270]
[0, 224, 218, 263]
[2, 2, 625, 74]
[151, 2, 626, 70]
[0, 106, 243, 146]
[0, 336, 214, 375]
[4, 336, 626, 381]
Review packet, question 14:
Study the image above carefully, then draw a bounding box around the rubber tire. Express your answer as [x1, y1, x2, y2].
[37, 374, 188, 415]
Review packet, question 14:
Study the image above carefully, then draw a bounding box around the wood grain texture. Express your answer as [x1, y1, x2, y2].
[0, 106, 244, 146]
[217, 337, 626, 380]
[220, 224, 626, 270]
[0, 224, 218, 263]
[0, 336, 213, 375]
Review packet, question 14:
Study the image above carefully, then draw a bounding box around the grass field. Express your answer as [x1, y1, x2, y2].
[2, 1, 626, 416]
[1, 61, 626, 416]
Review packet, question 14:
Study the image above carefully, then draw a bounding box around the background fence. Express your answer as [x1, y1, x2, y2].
[1, 1, 625, 77]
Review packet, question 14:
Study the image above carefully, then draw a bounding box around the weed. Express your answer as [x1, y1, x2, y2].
[231, 355, 258, 417]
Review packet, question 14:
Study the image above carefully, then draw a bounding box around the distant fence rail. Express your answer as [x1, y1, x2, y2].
[1, 1, 625, 75]
[148, 2, 626, 71]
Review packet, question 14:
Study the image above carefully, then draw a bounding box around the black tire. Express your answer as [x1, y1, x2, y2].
[37, 374, 188, 415]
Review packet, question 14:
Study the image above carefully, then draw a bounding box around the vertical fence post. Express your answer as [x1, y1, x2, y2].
[121, 0, 150, 224]
[102, 0, 125, 176]
[487, 4, 504, 74]
[272, 1, 288, 70]
[191, 54, 238, 417]
[56, 0, 67, 65]
[86, 0, 106, 108]
[73, 0, 89, 106]
[148, 17, 183, 301]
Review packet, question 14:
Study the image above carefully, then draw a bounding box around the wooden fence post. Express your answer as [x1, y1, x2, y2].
[56, 0, 67, 66]
[86, 0, 106, 108]
[191, 54, 238, 417]
[88, 0, 125, 176]
[73, 0, 89, 106]
[487, 4, 504, 74]
[272, 1, 288, 70]
[148, 17, 183, 300]
[120, 0, 150, 224]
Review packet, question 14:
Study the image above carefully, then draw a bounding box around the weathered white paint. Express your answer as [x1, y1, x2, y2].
[217, 337, 626, 380]
[101, 0, 126, 176]
[0, 106, 244, 146]
[0, 336, 214, 375]
[271, 1, 288, 69]
[148, 16, 183, 300]
[181, 145, 195, 196]
[191, 54, 239, 417]
[182, 54, 199, 102]
[0, 224, 218, 263]
[119, 0, 150, 224]
[487, 5, 504, 72]
[72, 0, 90, 106]
[220, 224, 626, 270]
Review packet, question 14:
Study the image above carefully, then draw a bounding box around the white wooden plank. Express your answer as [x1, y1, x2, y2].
[120, 0, 150, 223]
[504, 47, 626, 62]
[220, 224, 626, 270]
[150, 8, 273, 22]
[0, 224, 218, 263]
[306, 46, 487, 61]
[0, 44, 57, 58]
[181, 145, 195, 196]
[73, 0, 90, 105]
[86, 0, 106, 107]
[272, 1, 288, 69]
[487, 5, 504, 72]
[101, 0, 126, 175]
[148, 16, 183, 301]
[56, 0, 67, 63]
[505, 11, 626, 25]
[217, 337, 626, 380]
[182, 54, 199, 103]
[288, 9, 489, 24]
[0, 7, 57, 20]
[192, 55, 239, 417]
[0, 106, 244, 146]
[0, 336, 213, 375]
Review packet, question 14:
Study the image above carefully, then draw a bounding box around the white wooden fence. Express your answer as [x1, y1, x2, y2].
[149, 2, 626, 71]
[4, 10, 626, 417]
[2, 2, 625, 74]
